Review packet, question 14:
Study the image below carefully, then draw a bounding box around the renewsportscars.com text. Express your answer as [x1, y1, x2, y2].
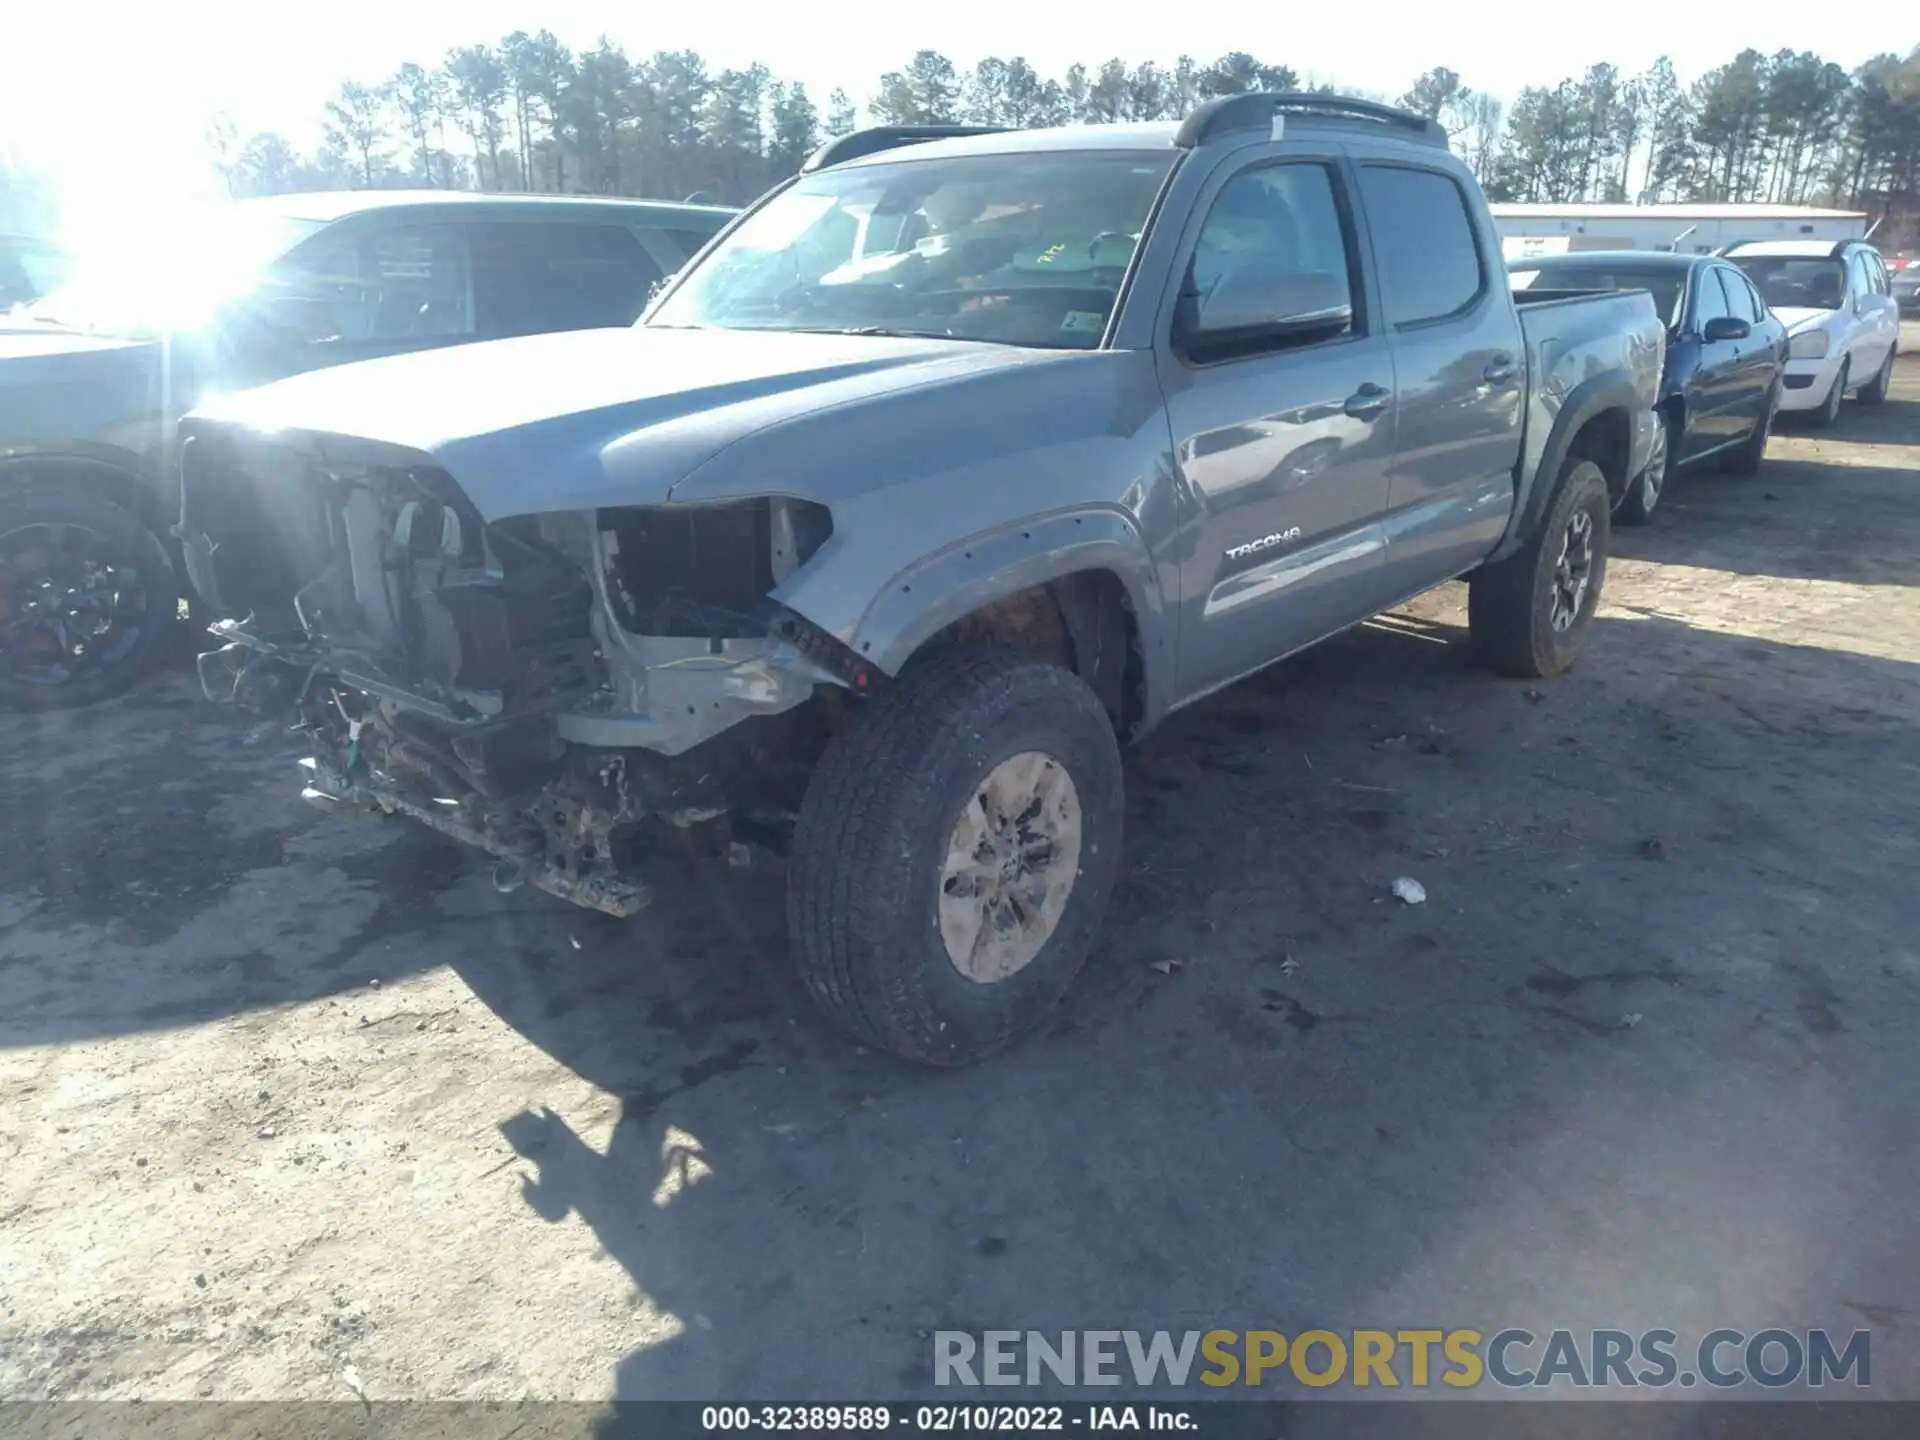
[933, 1328, 1870, 1390]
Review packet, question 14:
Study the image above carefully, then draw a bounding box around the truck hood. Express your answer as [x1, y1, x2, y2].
[188, 326, 1054, 521]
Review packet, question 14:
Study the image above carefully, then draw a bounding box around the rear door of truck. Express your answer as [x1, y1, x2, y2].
[1350, 148, 1526, 596]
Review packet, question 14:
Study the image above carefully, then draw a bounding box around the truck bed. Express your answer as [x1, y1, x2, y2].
[1511, 286, 1666, 525]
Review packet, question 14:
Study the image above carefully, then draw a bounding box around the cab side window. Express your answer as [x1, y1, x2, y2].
[1179, 162, 1358, 360]
[1356, 164, 1485, 327]
[1847, 251, 1874, 301]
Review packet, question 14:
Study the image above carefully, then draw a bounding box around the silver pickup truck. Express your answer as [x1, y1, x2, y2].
[179, 95, 1664, 1065]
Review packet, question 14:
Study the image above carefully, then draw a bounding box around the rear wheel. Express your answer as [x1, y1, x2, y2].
[786, 646, 1125, 1066]
[0, 486, 180, 711]
[1808, 358, 1848, 429]
[1858, 347, 1894, 406]
[1470, 459, 1610, 680]
[1617, 411, 1675, 526]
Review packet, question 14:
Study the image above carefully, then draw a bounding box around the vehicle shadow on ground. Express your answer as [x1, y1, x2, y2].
[459, 611, 1920, 1401]
[1614, 452, 1920, 588]
[0, 678, 480, 1046]
[1773, 392, 1920, 445]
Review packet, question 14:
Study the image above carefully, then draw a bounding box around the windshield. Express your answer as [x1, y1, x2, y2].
[20, 208, 327, 337]
[1510, 264, 1685, 327]
[1730, 256, 1845, 312]
[650, 151, 1175, 349]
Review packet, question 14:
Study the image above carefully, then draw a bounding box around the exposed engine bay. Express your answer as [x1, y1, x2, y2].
[178, 426, 868, 916]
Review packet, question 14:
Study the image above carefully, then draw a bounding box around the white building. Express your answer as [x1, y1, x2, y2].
[1490, 203, 1869, 260]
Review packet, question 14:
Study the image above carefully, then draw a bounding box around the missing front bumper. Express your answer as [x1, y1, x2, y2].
[298, 757, 651, 918]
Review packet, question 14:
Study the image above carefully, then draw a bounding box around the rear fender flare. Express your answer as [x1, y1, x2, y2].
[1491, 372, 1638, 563]
[841, 509, 1170, 716]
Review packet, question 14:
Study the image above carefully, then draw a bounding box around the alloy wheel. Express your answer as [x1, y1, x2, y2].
[1549, 509, 1595, 634]
[938, 751, 1083, 983]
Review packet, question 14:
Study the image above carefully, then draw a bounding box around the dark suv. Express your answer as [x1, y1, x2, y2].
[0, 191, 733, 708]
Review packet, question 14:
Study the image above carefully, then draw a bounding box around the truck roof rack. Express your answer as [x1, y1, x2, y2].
[1176, 92, 1445, 150]
[800, 125, 1009, 174]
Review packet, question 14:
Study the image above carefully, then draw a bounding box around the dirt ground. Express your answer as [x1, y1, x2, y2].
[3, 336, 1918, 1408]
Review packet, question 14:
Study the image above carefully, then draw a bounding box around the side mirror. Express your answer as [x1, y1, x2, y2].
[1702, 316, 1750, 343]
[1178, 264, 1352, 356]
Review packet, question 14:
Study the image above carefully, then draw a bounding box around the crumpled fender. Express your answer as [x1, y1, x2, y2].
[839, 505, 1168, 686]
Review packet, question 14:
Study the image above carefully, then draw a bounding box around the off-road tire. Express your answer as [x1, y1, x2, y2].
[786, 646, 1124, 1066]
[1858, 347, 1894, 406]
[1469, 459, 1610, 680]
[1617, 411, 1677, 526]
[0, 485, 180, 711]
[1721, 384, 1778, 476]
[1809, 358, 1848, 429]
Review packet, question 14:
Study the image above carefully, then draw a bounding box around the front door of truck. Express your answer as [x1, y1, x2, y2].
[1157, 154, 1398, 702]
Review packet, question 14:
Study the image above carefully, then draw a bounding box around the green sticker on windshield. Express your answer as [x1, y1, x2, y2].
[1061, 311, 1104, 334]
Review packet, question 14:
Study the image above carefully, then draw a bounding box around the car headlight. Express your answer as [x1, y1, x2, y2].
[1789, 329, 1831, 360]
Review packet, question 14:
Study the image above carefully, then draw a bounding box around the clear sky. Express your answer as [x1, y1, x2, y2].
[5, 1, 1901, 242]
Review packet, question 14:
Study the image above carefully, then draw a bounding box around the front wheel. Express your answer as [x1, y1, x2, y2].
[1617, 412, 1674, 526]
[1808, 358, 1848, 429]
[1469, 459, 1610, 680]
[1721, 384, 1778, 476]
[786, 646, 1125, 1065]
[1858, 347, 1894, 406]
[0, 486, 181, 711]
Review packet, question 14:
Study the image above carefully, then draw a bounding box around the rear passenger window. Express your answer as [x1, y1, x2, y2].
[268, 224, 473, 345]
[1357, 165, 1483, 326]
[1184, 162, 1357, 355]
[469, 222, 665, 339]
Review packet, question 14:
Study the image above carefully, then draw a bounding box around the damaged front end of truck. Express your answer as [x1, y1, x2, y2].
[177, 424, 875, 916]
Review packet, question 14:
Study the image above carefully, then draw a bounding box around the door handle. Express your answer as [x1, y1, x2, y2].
[1483, 355, 1518, 385]
[1344, 382, 1390, 420]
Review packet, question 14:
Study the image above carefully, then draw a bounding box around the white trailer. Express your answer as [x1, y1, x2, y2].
[1491, 203, 1869, 260]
